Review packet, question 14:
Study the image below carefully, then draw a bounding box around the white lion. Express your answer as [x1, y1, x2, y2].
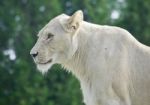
[30, 10, 150, 105]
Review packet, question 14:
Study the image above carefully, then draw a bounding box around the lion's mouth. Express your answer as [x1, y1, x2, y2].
[37, 59, 53, 65]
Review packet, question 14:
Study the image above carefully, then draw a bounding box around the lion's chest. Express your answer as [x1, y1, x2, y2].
[80, 81, 100, 105]
[81, 86, 95, 105]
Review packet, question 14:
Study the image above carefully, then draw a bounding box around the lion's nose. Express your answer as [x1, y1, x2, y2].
[30, 52, 38, 58]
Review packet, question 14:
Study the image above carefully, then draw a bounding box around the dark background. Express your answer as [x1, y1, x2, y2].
[0, 0, 150, 105]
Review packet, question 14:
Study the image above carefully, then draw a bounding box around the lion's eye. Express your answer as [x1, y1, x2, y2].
[46, 33, 54, 40]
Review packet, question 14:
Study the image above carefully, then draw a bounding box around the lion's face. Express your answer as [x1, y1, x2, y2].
[30, 10, 83, 73]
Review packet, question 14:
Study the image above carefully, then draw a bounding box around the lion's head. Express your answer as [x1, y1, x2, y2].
[30, 10, 83, 73]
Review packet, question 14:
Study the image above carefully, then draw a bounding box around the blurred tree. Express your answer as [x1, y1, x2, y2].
[0, 0, 82, 105]
[118, 0, 150, 45]
[0, 0, 150, 105]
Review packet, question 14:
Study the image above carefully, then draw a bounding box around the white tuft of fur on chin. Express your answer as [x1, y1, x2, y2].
[37, 63, 53, 74]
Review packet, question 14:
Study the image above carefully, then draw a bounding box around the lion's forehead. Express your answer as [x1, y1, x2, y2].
[37, 14, 69, 37]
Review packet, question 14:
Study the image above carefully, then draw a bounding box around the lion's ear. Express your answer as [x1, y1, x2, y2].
[60, 10, 83, 32]
[67, 10, 83, 31]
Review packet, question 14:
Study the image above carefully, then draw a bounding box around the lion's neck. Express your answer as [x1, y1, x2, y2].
[62, 22, 94, 81]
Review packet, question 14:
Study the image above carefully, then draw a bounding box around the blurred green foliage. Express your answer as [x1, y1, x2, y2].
[0, 0, 150, 105]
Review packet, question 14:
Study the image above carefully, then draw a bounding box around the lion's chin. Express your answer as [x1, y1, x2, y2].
[37, 63, 53, 74]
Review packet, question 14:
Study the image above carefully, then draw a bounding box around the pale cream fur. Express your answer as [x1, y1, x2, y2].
[30, 10, 150, 105]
